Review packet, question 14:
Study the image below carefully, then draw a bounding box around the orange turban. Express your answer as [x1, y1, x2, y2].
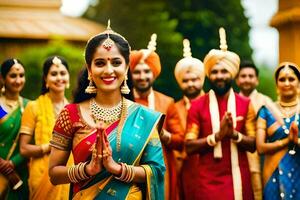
[203, 49, 240, 78]
[130, 49, 161, 78]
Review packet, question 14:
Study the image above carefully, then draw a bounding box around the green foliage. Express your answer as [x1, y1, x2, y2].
[84, 0, 253, 100]
[257, 65, 276, 100]
[166, 0, 253, 61]
[18, 40, 85, 100]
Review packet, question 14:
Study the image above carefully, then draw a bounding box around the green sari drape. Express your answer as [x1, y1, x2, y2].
[0, 98, 29, 200]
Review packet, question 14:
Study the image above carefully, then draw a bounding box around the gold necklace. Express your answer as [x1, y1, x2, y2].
[277, 102, 300, 134]
[3, 96, 23, 113]
[53, 99, 67, 118]
[90, 97, 128, 152]
[279, 100, 298, 107]
[90, 98, 122, 124]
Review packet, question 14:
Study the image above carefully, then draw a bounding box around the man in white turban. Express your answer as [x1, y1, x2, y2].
[184, 28, 256, 200]
[165, 39, 205, 199]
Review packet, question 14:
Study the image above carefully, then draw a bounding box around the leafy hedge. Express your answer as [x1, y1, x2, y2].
[19, 39, 85, 101]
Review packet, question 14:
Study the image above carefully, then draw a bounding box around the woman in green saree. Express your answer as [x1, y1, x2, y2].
[0, 58, 29, 199]
[48, 22, 165, 200]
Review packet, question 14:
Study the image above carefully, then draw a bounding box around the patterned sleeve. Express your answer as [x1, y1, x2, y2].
[245, 102, 256, 137]
[19, 101, 37, 135]
[185, 100, 200, 140]
[50, 106, 73, 151]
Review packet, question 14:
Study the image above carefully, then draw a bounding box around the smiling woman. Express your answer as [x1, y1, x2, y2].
[256, 61, 300, 200]
[48, 22, 166, 200]
[0, 58, 29, 200]
[18, 56, 71, 200]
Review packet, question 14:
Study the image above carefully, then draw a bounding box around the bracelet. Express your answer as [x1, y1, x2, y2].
[164, 130, 172, 144]
[232, 131, 243, 143]
[67, 162, 90, 183]
[114, 162, 135, 183]
[206, 134, 217, 146]
[41, 144, 50, 154]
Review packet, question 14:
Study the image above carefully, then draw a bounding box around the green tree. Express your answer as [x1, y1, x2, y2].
[166, 0, 253, 61]
[19, 40, 85, 100]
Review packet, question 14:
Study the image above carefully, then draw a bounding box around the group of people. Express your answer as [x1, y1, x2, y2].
[0, 22, 300, 200]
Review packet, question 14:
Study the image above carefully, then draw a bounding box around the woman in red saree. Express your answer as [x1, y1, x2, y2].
[48, 22, 165, 200]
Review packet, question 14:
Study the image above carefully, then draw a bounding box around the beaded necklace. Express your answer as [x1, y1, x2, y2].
[278, 102, 299, 135]
[90, 98, 122, 124]
[90, 97, 128, 151]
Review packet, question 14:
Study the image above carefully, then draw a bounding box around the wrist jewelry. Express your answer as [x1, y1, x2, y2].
[41, 144, 50, 154]
[232, 131, 243, 143]
[206, 134, 217, 146]
[67, 162, 90, 183]
[114, 162, 135, 183]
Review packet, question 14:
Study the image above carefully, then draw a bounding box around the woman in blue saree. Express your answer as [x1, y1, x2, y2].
[48, 22, 165, 200]
[256, 62, 300, 200]
[0, 58, 29, 199]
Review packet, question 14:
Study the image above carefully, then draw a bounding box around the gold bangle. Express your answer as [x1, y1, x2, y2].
[232, 131, 243, 143]
[41, 144, 50, 154]
[165, 131, 172, 144]
[206, 134, 217, 146]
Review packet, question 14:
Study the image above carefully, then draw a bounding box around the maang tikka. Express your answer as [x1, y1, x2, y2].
[85, 74, 97, 94]
[102, 20, 115, 51]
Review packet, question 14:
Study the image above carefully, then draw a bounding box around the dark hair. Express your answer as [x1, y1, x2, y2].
[238, 60, 259, 76]
[41, 56, 69, 94]
[73, 33, 132, 103]
[275, 64, 300, 83]
[85, 34, 130, 67]
[72, 68, 134, 103]
[1, 58, 24, 78]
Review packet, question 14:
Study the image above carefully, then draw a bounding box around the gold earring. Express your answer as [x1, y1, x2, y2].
[121, 74, 130, 94]
[85, 75, 97, 94]
[1, 86, 5, 94]
[66, 82, 70, 89]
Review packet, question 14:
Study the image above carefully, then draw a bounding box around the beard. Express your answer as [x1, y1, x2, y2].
[182, 86, 202, 99]
[133, 79, 153, 93]
[208, 79, 233, 96]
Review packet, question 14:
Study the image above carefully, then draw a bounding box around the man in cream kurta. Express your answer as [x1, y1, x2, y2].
[236, 60, 273, 200]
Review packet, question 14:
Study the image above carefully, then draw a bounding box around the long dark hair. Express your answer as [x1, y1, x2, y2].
[1, 58, 24, 78]
[41, 56, 69, 95]
[73, 33, 134, 103]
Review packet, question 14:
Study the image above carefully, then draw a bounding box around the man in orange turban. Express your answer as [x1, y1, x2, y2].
[130, 34, 176, 200]
[130, 33, 174, 114]
[185, 28, 256, 200]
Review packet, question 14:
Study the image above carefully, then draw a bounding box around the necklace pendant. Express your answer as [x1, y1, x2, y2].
[289, 149, 296, 155]
[284, 129, 290, 134]
[285, 118, 291, 123]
